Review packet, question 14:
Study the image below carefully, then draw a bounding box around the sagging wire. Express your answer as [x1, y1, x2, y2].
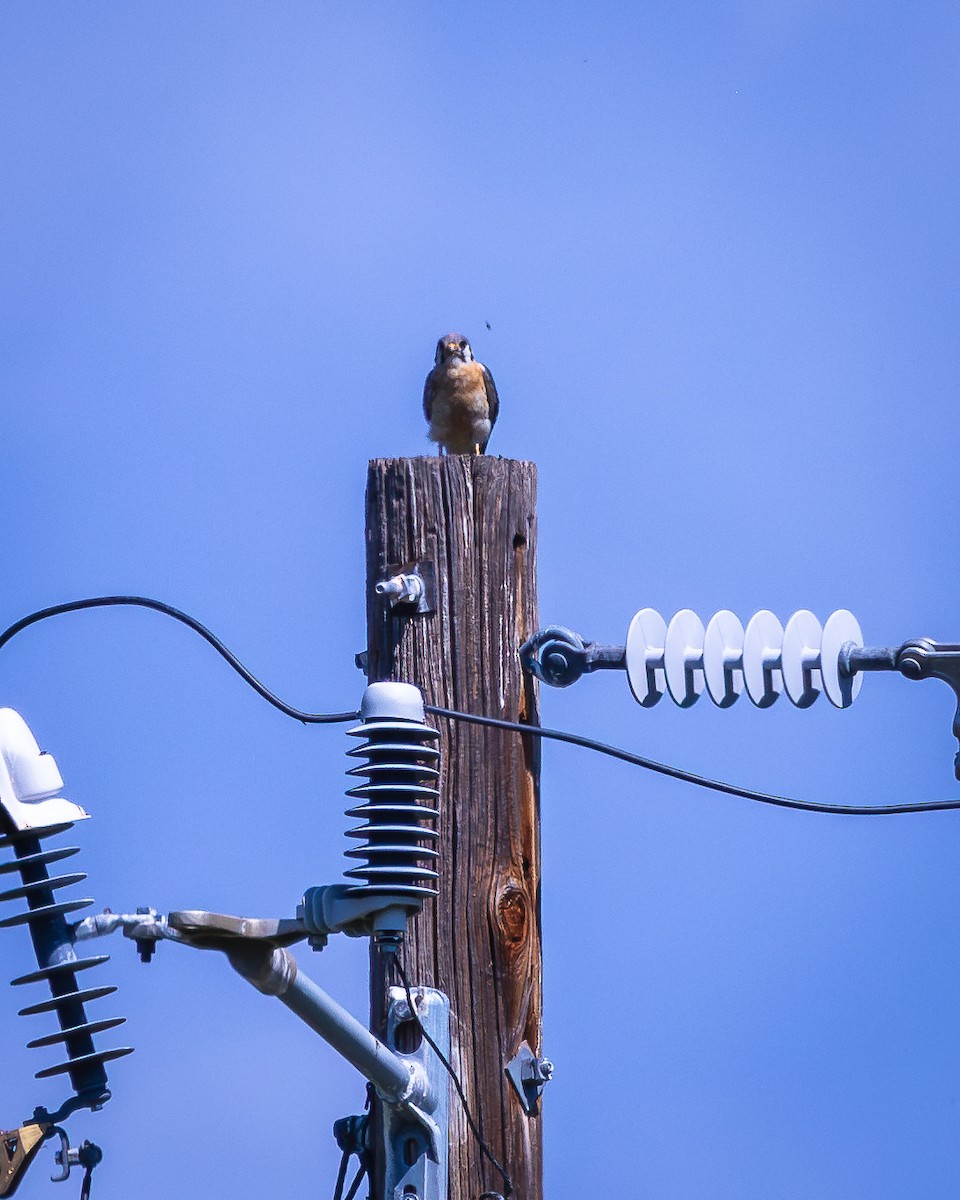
[0, 596, 358, 724]
[3, 595, 960, 815]
[424, 705, 960, 817]
[391, 953, 513, 1200]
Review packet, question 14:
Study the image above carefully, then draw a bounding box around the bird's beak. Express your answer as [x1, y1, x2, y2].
[446, 343, 459, 355]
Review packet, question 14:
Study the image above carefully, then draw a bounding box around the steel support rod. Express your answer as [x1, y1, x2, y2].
[227, 944, 418, 1105]
[280, 969, 418, 1104]
[842, 645, 900, 673]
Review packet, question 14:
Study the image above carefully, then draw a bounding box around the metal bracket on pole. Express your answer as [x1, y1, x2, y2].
[145, 911, 451, 1200]
[504, 1041, 553, 1116]
[382, 986, 449, 1200]
[375, 561, 437, 616]
[0, 1121, 50, 1198]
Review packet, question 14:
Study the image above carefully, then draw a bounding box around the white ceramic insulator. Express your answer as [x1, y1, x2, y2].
[665, 610, 706, 707]
[743, 611, 784, 708]
[625, 608, 667, 708]
[821, 610, 864, 708]
[0, 708, 89, 831]
[703, 610, 745, 707]
[782, 611, 823, 708]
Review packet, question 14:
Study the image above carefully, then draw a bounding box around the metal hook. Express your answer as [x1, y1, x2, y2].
[49, 1127, 71, 1182]
[49, 1127, 102, 1196]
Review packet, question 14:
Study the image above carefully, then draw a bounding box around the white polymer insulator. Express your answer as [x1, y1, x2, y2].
[625, 608, 667, 708]
[821, 610, 864, 708]
[703, 610, 745, 707]
[782, 610, 823, 708]
[665, 610, 706, 708]
[743, 610, 784, 708]
[0, 709, 89, 831]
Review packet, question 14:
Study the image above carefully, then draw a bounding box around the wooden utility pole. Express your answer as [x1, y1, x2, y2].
[365, 456, 542, 1200]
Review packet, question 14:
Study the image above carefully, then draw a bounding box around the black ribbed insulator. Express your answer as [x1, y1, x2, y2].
[0, 822, 132, 1106]
[344, 716, 441, 901]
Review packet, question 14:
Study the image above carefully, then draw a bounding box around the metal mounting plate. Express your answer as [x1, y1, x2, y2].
[505, 1041, 552, 1116]
[382, 986, 450, 1200]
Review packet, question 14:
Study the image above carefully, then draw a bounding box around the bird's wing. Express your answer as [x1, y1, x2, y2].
[481, 365, 500, 428]
[422, 373, 434, 423]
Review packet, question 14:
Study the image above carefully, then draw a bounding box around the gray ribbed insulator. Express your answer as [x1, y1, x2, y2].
[0, 822, 132, 1103]
[344, 685, 441, 902]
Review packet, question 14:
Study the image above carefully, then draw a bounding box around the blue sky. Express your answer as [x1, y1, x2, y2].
[2, 4, 959, 1197]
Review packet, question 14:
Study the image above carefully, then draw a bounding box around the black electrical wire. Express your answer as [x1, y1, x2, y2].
[3, 595, 960, 815]
[425, 704, 960, 816]
[0, 596, 358, 725]
[392, 953, 513, 1199]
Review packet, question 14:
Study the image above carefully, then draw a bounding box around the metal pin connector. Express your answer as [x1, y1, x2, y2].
[373, 561, 436, 614]
[376, 573, 424, 607]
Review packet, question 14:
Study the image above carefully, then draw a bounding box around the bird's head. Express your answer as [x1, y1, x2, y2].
[435, 333, 474, 366]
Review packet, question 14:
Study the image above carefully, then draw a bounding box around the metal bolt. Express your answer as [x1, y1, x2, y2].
[376, 573, 424, 607]
[135, 906, 156, 963]
[544, 652, 570, 682]
[522, 1054, 554, 1084]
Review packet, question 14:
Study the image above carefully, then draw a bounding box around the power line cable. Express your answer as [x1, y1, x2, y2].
[3, 595, 960, 816]
[0, 596, 358, 724]
[424, 704, 960, 816]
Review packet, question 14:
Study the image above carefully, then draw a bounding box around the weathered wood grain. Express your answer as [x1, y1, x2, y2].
[365, 456, 542, 1200]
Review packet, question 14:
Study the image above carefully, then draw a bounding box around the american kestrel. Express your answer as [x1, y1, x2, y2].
[422, 333, 500, 455]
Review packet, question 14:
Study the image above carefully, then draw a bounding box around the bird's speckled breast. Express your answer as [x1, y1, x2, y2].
[427, 360, 492, 452]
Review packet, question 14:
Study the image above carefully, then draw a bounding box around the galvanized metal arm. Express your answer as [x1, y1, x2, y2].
[77, 905, 451, 1200]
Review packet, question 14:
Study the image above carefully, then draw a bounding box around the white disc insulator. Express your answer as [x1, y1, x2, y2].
[626, 608, 667, 708]
[703, 610, 744, 707]
[743, 610, 784, 708]
[665, 610, 705, 707]
[782, 610, 823, 708]
[821, 610, 864, 708]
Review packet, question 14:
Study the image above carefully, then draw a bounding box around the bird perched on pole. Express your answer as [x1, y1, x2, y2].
[422, 332, 500, 455]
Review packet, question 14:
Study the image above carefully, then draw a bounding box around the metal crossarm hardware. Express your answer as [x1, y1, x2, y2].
[59, 683, 452, 1200]
[522, 614, 960, 777]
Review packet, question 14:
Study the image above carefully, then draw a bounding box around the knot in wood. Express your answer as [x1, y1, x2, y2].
[497, 884, 528, 947]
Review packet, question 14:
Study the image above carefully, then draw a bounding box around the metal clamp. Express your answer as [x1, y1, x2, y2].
[504, 1041, 554, 1116]
[375, 562, 437, 615]
[520, 626, 624, 688]
[49, 1127, 101, 1183]
[0, 1119, 50, 1197]
[882, 640, 960, 779]
[332, 1112, 371, 1200]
